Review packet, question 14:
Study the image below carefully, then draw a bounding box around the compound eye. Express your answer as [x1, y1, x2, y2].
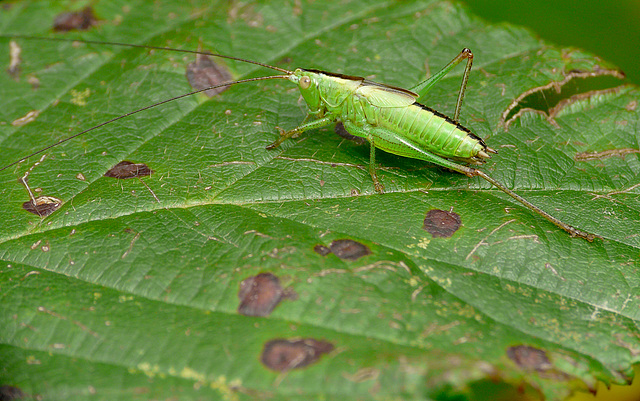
[300, 76, 311, 89]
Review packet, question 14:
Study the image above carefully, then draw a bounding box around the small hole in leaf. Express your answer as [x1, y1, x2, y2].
[423, 209, 461, 238]
[53, 6, 98, 31]
[261, 338, 334, 372]
[104, 161, 153, 179]
[330, 239, 371, 260]
[186, 53, 233, 97]
[22, 196, 62, 217]
[507, 345, 552, 372]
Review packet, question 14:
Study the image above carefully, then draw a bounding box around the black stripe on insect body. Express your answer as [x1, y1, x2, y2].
[412, 102, 488, 149]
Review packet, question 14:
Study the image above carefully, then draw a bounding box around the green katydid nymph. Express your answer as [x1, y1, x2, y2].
[1, 35, 596, 241]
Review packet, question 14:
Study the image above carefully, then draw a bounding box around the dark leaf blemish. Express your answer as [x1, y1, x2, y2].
[507, 345, 552, 372]
[186, 53, 233, 97]
[313, 244, 331, 256]
[104, 161, 153, 179]
[423, 209, 461, 238]
[22, 196, 62, 217]
[330, 239, 371, 260]
[261, 338, 334, 372]
[53, 6, 97, 31]
[334, 122, 366, 145]
[238, 273, 291, 317]
[0, 385, 25, 400]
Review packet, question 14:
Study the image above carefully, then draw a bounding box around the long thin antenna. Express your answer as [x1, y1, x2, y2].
[0, 75, 290, 172]
[2, 34, 293, 74]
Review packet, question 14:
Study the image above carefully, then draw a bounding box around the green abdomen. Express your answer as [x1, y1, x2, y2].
[378, 103, 484, 161]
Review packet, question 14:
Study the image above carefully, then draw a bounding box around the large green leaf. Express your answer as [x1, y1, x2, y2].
[1, 1, 638, 400]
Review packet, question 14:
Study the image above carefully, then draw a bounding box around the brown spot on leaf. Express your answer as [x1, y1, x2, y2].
[261, 338, 334, 372]
[238, 273, 292, 317]
[329, 239, 371, 260]
[313, 244, 331, 256]
[0, 385, 25, 400]
[334, 122, 366, 145]
[423, 209, 461, 238]
[53, 6, 98, 31]
[186, 53, 233, 97]
[22, 196, 62, 217]
[104, 161, 152, 179]
[507, 345, 552, 372]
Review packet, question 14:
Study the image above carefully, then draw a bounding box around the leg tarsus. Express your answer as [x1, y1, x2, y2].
[265, 127, 295, 150]
[471, 169, 597, 241]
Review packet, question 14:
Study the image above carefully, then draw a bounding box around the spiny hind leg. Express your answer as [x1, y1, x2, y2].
[266, 116, 335, 150]
[356, 127, 594, 240]
[341, 121, 385, 193]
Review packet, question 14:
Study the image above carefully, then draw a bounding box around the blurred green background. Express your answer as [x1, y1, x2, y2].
[463, 0, 640, 85]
